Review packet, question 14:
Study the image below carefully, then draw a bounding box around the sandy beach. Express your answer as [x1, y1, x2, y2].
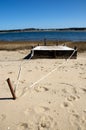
[0, 47, 86, 130]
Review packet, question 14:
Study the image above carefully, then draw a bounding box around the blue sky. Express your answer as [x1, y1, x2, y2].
[0, 0, 86, 30]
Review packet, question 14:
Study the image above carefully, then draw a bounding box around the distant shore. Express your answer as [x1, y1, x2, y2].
[0, 27, 86, 33]
[0, 40, 86, 52]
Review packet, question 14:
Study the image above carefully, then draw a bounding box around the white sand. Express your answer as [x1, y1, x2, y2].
[0, 50, 86, 130]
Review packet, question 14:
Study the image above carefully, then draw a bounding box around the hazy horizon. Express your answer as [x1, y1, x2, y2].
[1, 27, 86, 31]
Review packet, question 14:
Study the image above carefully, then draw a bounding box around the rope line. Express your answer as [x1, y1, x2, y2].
[14, 48, 77, 92]
[29, 49, 77, 89]
[14, 50, 34, 92]
[66, 49, 77, 61]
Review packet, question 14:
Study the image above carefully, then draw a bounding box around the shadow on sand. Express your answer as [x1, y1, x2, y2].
[23, 52, 32, 59]
[0, 97, 13, 100]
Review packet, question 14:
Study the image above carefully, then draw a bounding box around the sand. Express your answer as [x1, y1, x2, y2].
[0, 49, 86, 130]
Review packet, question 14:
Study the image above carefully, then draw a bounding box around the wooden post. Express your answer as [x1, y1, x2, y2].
[7, 78, 16, 100]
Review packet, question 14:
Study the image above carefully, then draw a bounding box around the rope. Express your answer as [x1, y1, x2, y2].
[29, 49, 77, 89]
[66, 49, 77, 61]
[14, 50, 34, 92]
[14, 47, 77, 93]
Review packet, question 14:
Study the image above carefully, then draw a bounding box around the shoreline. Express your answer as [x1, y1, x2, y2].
[0, 40, 86, 52]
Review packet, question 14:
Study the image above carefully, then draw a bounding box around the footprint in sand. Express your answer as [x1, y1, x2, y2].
[72, 87, 78, 94]
[61, 101, 72, 108]
[51, 89, 58, 94]
[24, 114, 58, 130]
[41, 66, 44, 71]
[0, 114, 6, 121]
[81, 88, 86, 93]
[24, 108, 58, 130]
[67, 95, 77, 102]
[28, 69, 32, 72]
[83, 109, 86, 114]
[69, 113, 81, 129]
[8, 71, 13, 74]
[17, 122, 29, 130]
[34, 86, 49, 92]
[69, 111, 86, 130]
[38, 115, 58, 130]
[20, 80, 25, 84]
[62, 88, 68, 94]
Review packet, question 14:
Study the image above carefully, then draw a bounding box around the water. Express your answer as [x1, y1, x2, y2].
[0, 31, 86, 41]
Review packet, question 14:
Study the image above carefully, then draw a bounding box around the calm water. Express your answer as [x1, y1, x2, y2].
[0, 31, 86, 41]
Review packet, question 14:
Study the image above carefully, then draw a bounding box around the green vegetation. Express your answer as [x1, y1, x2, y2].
[0, 40, 86, 52]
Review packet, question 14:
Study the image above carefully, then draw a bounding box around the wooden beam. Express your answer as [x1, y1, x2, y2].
[7, 78, 16, 100]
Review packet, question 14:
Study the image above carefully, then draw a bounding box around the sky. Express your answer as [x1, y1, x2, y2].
[0, 0, 86, 30]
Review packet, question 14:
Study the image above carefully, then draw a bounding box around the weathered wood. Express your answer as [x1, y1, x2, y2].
[32, 46, 77, 59]
[7, 78, 16, 100]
